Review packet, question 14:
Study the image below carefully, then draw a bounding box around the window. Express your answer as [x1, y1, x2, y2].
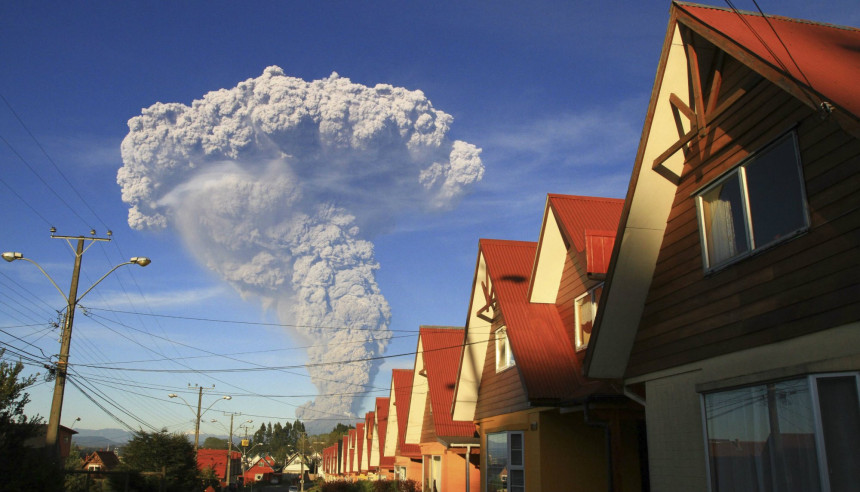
[423, 455, 442, 492]
[574, 283, 603, 351]
[702, 373, 860, 492]
[394, 465, 407, 481]
[495, 326, 515, 372]
[487, 431, 524, 492]
[695, 132, 808, 271]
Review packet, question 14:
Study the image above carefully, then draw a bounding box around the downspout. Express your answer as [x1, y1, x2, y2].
[465, 445, 471, 492]
[584, 396, 614, 492]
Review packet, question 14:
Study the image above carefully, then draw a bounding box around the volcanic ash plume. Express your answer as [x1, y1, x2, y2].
[117, 66, 483, 429]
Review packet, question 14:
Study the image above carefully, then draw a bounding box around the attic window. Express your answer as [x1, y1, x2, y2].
[495, 326, 515, 372]
[695, 132, 808, 271]
[575, 283, 603, 351]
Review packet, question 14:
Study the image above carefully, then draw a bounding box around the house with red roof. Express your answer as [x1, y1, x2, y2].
[404, 326, 481, 492]
[384, 368, 422, 482]
[373, 397, 394, 479]
[355, 422, 366, 477]
[370, 397, 394, 479]
[585, 2, 860, 491]
[196, 448, 241, 487]
[363, 411, 376, 476]
[452, 195, 647, 492]
[243, 455, 277, 485]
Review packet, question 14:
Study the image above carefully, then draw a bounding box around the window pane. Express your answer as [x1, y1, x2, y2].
[701, 172, 749, 266]
[510, 433, 523, 466]
[487, 433, 508, 492]
[817, 376, 860, 492]
[745, 135, 807, 248]
[704, 380, 820, 492]
[576, 295, 592, 349]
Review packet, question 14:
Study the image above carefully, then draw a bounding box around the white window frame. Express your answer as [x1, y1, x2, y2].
[494, 326, 515, 372]
[574, 283, 603, 351]
[486, 431, 525, 492]
[701, 372, 860, 492]
[694, 131, 809, 272]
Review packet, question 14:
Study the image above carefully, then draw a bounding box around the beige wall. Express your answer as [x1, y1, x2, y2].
[479, 407, 629, 492]
[631, 323, 860, 492]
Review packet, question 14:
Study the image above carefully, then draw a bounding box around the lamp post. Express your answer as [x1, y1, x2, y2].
[168, 386, 230, 455]
[2, 231, 151, 462]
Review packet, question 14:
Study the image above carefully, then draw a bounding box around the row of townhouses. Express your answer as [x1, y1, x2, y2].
[322, 2, 860, 491]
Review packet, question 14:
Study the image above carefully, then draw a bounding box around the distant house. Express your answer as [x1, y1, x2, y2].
[244, 455, 277, 485]
[372, 397, 394, 479]
[404, 326, 481, 492]
[384, 368, 422, 482]
[585, 2, 860, 491]
[82, 450, 119, 473]
[197, 449, 241, 487]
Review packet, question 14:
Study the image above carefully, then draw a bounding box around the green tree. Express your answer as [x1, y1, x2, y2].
[202, 436, 228, 449]
[0, 351, 61, 490]
[111, 429, 198, 492]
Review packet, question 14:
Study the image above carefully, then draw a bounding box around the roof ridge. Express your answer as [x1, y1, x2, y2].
[547, 193, 624, 203]
[675, 1, 859, 32]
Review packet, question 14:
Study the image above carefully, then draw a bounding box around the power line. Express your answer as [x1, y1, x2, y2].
[84, 306, 419, 333]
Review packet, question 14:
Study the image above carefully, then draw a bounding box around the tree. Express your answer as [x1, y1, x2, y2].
[202, 436, 228, 449]
[112, 429, 198, 492]
[0, 351, 61, 490]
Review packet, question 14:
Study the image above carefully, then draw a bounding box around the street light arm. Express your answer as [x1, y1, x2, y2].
[200, 395, 231, 418]
[14, 256, 69, 303]
[76, 258, 150, 303]
[168, 393, 196, 415]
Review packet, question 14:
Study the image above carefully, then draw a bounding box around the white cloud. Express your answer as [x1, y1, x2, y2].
[117, 67, 483, 430]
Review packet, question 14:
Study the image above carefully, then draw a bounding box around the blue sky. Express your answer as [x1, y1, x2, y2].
[1, 1, 857, 436]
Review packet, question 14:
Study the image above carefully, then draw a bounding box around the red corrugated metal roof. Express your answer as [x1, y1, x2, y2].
[548, 195, 623, 254]
[392, 369, 421, 458]
[356, 422, 365, 471]
[419, 326, 477, 438]
[481, 239, 608, 401]
[375, 397, 390, 465]
[676, 2, 860, 117]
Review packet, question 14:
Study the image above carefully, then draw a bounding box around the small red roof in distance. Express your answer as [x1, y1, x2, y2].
[392, 369, 421, 457]
[196, 449, 237, 476]
[375, 397, 392, 466]
[547, 195, 623, 253]
[419, 327, 477, 438]
[482, 239, 606, 400]
[677, 2, 860, 117]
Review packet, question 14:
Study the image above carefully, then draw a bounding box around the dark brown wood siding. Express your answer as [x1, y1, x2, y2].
[626, 55, 860, 378]
[474, 318, 530, 420]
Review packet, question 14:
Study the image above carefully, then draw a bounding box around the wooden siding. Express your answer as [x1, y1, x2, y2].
[420, 389, 436, 444]
[474, 319, 529, 420]
[627, 53, 860, 378]
[556, 251, 601, 357]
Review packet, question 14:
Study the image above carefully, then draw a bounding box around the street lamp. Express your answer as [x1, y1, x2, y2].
[168, 387, 231, 454]
[2, 232, 150, 461]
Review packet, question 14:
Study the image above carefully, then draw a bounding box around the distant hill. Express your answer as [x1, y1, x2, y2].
[70, 428, 230, 449]
[71, 428, 132, 449]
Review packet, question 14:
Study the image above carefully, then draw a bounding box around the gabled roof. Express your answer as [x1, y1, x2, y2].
[389, 368, 420, 458]
[530, 195, 623, 303]
[585, 2, 860, 378]
[420, 327, 476, 439]
[374, 397, 393, 468]
[406, 327, 475, 446]
[482, 239, 593, 400]
[355, 422, 365, 472]
[196, 449, 240, 477]
[84, 450, 120, 470]
[676, 2, 860, 121]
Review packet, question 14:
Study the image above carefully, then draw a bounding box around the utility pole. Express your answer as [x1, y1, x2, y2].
[46, 237, 85, 453]
[195, 385, 203, 452]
